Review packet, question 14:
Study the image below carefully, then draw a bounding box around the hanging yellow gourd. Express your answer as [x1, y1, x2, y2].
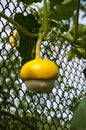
[20, 58, 59, 93]
[20, 0, 59, 93]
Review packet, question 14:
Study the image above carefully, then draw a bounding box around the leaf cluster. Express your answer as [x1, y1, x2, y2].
[66, 24, 86, 60]
[48, 0, 76, 20]
[11, 0, 86, 62]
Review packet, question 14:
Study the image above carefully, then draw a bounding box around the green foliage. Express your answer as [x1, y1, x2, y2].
[41, 0, 86, 60]
[11, 0, 86, 62]
[71, 24, 86, 37]
[49, 0, 64, 6]
[70, 97, 86, 130]
[48, 0, 76, 20]
[56, 0, 76, 20]
[67, 24, 86, 60]
[14, 13, 40, 65]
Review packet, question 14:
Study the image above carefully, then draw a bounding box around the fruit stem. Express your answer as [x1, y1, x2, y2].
[35, 0, 48, 59]
[35, 34, 42, 59]
[0, 12, 38, 38]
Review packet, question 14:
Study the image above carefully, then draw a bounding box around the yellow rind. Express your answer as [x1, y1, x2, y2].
[20, 58, 59, 80]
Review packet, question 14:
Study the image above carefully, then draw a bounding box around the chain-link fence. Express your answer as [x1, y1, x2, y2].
[0, 0, 86, 130]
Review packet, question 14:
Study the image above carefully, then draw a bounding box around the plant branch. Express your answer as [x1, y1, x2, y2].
[73, 0, 80, 42]
[0, 12, 38, 38]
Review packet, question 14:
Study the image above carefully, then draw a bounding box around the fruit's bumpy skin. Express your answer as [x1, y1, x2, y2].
[20, 58, 59, 80]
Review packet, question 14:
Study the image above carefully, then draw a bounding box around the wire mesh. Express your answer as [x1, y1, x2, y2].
[0, 0, 86, 130]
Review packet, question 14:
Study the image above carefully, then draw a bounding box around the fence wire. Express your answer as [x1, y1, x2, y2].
[0, 0, 86, 130]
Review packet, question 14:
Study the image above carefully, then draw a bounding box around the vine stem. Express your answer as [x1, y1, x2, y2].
[0, 12, 38, 38]
[35, 35, 42, 58]
[73, 0, 80, 42]
[42, 0, 48, 38]
[35, 0, 48, 58]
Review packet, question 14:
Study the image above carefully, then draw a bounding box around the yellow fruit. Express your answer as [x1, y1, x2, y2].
[20, 58, 59, 93]
[20, 58, 59, 80]
[9, 36, 16, 47]
[9, 29, 18, 47]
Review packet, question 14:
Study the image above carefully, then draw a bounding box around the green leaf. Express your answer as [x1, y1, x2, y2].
[14, 13, 40, 33]
[49, 0, 64, 6]
[17, 36, 36, 65]
[56, 0, 76, 20]
[14, 13, 40, 65]
[76, 47, 85, 54]
[70, 97, 86, 130]
[48, 0, 76, 21]
[48, 9, 60, 21]
[70, 24, 86, 37]
[67, 46, 86, 60]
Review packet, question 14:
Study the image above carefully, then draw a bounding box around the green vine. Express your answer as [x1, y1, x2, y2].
[35, 0, 48, 58]
[73, 0, 80, 42]
[42, 0, 48, 38]
[35, 35, 42, 58]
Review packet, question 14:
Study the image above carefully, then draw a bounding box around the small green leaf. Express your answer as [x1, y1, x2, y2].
[76, 47, 85, 54]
